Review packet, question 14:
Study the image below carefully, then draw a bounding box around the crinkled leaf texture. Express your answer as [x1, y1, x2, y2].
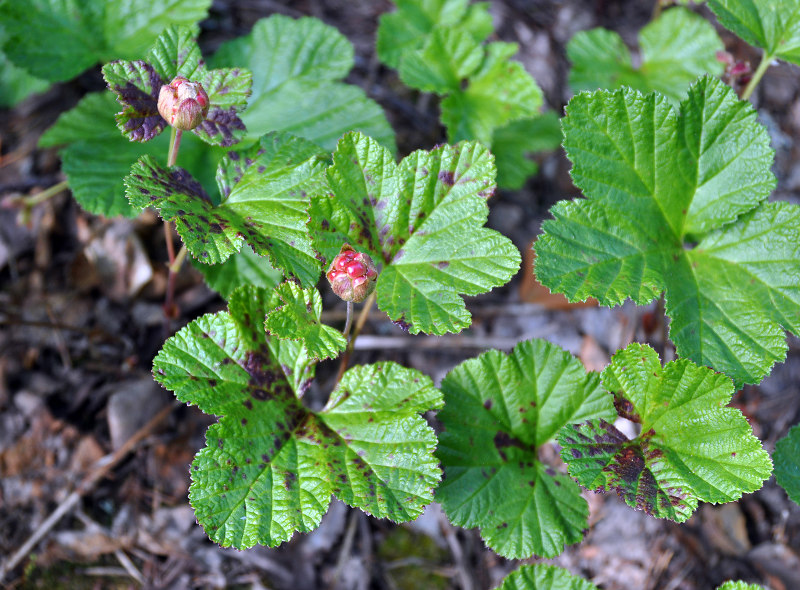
[709, 0, 800, 65]
[102, 26, 251, 146]
[559, 343, 772, 523]
[774, 423, 800, 506]
[309, 132, 521, 335]
[193, 246, 282, 300]
[125, 132, 327, 285]
[533, 76, 800, 386]
[0, 0, 211, 81]
[154, 286, 442, 548]
[376, 0, 493, 69]
[210, 15, 395, 152]
[265, 282, 346, 361]
[39, 91, 215, 218]
[568, 7, 724, 103]
[436, 339, 615, 559]
[495, 564, 599, 590]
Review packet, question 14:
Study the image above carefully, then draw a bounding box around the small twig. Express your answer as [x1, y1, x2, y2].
[438, 511, 473, 590]
[328, 510, 359, 590]
[114, 549, 145, 585]
[0, 401, 178, 583]
[334, 292, 376, 383]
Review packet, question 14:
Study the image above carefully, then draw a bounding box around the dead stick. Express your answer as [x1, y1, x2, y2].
[0, 401, 178, 582]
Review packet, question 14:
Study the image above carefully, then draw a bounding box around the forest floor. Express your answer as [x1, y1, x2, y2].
[1, 1, 800, 589]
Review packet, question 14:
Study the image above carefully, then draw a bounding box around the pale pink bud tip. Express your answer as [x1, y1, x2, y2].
[157, 76, 210, 131]
[326, 244, 378, 303]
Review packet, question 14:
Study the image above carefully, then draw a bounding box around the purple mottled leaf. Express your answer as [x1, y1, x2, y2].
[102, 60, 166, 142]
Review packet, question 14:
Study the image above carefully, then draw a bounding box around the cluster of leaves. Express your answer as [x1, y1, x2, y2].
[376, 0, 561, 189]
[568, 6, 724, 103]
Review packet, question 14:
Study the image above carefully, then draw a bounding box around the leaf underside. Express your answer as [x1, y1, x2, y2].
[559, 343, 772, 523]
[436, 339, 615, 558]
[534, 76, 800, 386]
[155, 285, 443, 548]
[309, 132, 521, 335]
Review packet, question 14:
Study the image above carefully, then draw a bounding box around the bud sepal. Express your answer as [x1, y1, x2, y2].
[157, 76, 210, 131]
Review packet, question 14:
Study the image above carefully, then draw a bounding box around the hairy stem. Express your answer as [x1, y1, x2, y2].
[335, 292, 376, 383]
[163, 127, 184, 325]
[742, 50, 772, 101]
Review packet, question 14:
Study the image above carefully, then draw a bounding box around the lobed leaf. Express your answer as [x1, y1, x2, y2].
[0, 0, 210, 82]
[436, 339, 615, 558]
[494, 564, 599, 590]
[376, 0, 493, 69]
[310, 132, 520, 335]
[155, 286, 442, 548]
[708, 0, 800, 65]
[559, 343, 772, 523]
[124, 132, 327, 285]
[773, 423, 800, 506]
[568, 7, 724, 103]
[264, 282, 346, 361]
[491, 112, 562, 190]
[210, 15, 395, 152]
[534, 76, 800, 386]
[398, 28, 484, 94]
[194, 246, 282, 300]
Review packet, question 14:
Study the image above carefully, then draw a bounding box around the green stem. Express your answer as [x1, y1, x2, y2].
[343, 301, 354, 340]
[168, 245, 188, 274]
[11, 180, 69, 207]
[742, 50, 772, 101]
[163, 126, 184, 327]
[652, 0, 663, 21]
[335, 292, 376, 384]
[167, 127, 183, 167]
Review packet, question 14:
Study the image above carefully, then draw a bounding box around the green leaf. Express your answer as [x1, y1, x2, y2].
[210, 15, 395, 152]
[0, 0, 211, 82]
[194, 246, 282, 300]
[568, 7, 724, 103]
[708, 0, 800, 65]
[125, 132, 327, 285]
[0, 24, 50, 107]
[559, 343, 772, 523]
[495, 564, 599, 590]
[103, 26, 252, 147]
[39, 90, 216, 218]
[534, 76, 800, 386]
[437, 339, 615, 558]
[376, 0, 493, 69]
[716, 582, 766, 590]
[491, 112, 562, 190]
[264, 282, 346, 361]
[441, 42, 543, 144]
[774, 423, 800, 505]
[310, 132, 520, 335]
[398, 28, 484, 93]
[155, 285, 442, 548]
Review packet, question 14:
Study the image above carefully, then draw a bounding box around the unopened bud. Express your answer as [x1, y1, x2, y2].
[157, 76, 210, 131]
[326, 244, 378, 303]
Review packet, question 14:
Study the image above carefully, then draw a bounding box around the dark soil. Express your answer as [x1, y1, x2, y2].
[2, 1, 800, 589]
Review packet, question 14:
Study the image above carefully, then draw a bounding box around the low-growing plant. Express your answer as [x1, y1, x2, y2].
[8, 0, 800, 588]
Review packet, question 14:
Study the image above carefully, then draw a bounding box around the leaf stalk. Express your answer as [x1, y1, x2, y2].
[742, 50, 772, 101]
[335, 291, 376, 383]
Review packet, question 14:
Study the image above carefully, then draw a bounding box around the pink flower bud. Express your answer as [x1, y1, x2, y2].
[157, 76, 210, 131]
[326, 244, 378, 303]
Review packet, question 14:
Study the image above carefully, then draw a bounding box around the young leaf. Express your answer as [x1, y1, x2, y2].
[125, 132, 327, 285]
[103, 26, 251, 146]
[773, 423, 800, 506]
[398, 28, 484, 94]
[264, 282, 347, 361]
[491, 112, 562, 190]
[441, 42, 543, 144]
[533, 76, 800, 386]
[310, 132, 521, 335]
[568, 7, 724, 103]
[0, 0, 211, 82]
[437, 339, 615, 559]
[155, 285, 442, 548]
[708, 0, 800, 65]
[194, 246, 282, 300]
[716, 582, 766, 590]
[376, 0, 493, 69]
[210, 15, 395, 152]
[495, 564, 599, 590]
[39, 91, 215, 218]
[559, 343, 772, 523]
